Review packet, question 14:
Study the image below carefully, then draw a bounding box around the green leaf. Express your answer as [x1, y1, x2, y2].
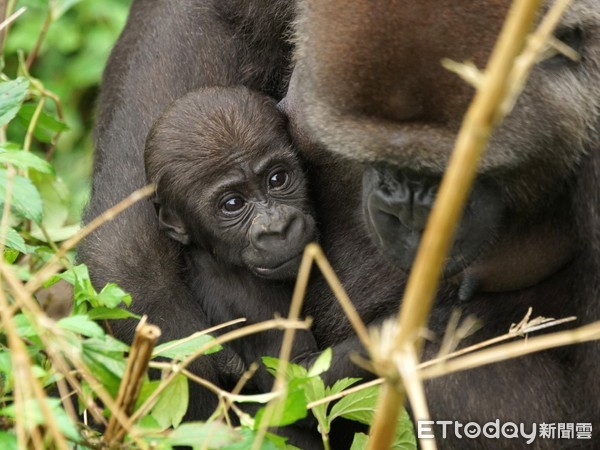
[83, 336, 129, 355]
[329, 385, 379, 426]
[136, 414, 162, 431]
[0, 398, 79, 441]
[262, 356, 309, 381]
[0, 78, 29, 127]
[82, 340, 126, 394]
[87, 306, 138, 321]
[223, 429, 282, 450]
[0, 352, 10, 374]
[167, 421, 241, 448]
[0, 431, 17, 450]
[304, 376, 329, 434]
[329, 386, 417, 450]
[254, 388, 307, 429]
[329, 377, 362, 395]
[29, 173, 78, 243]
[46, 264, 88, 286]
[153, 333, 221, 360]
[17, 104, 69, 144]
[1, 227, 27, 253]
[13, 313, 37, 338]
[4, 247, 19, 263]
[307, 348, 332, 377]
[350, 432, 369, 450]
[151, 373, 189, 429]
[57, 314, 105, 338]
[134, 380, 160, 412]
[0, 148, 53, 173]
[393, 409, 418, 450]
[52, 0, 84, 19]
[97, 283, 132, 308]
[0, 169, 43, 223]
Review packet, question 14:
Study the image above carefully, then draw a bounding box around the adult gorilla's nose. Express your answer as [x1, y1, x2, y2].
[362, 163, 505, 277]
[366, 166, 437, 232]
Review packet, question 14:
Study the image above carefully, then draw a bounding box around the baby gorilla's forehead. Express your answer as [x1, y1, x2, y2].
[203, 146, 300, 191]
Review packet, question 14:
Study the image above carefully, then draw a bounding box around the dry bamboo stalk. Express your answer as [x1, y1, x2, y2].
[104, 318, 161, 445]
[367, 1, 543, 449]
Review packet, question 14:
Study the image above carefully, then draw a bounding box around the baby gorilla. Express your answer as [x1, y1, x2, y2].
[144, 86, 319, 393]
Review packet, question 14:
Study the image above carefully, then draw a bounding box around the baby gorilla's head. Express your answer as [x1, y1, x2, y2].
[145, 86, 316, 280]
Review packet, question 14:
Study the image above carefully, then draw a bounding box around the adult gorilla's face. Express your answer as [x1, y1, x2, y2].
[361, 165, 504, 277]
[285, 0, 598, 293]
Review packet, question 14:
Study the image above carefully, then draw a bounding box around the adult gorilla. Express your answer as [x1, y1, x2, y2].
[284, 0, 600, 448]
[80, 0, 600, 448]
[79, 0, 297, 421]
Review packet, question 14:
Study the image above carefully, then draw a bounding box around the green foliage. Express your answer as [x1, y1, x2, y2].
[5, 0, 130, 225]
[262, 352, 417, 449]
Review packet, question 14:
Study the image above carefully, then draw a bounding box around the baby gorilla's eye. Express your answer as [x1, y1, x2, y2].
[269, 170, 289, 189]
[223, 196, 245, 213]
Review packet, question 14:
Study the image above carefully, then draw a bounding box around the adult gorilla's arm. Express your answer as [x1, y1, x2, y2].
[79, 0, 293, 417]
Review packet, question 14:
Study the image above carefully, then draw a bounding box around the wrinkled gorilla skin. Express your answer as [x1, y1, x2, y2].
[80, 0, 600, 448]
[285, 0, 600, 448]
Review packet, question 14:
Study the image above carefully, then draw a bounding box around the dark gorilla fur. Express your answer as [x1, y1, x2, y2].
[81, 0, 600, 448]
[144, 86, 319, 391]
[284, 0, 600, 448]
[79, 0, 297, 424]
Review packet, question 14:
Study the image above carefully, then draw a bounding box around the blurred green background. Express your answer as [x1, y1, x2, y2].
[6, 0, 132, 225]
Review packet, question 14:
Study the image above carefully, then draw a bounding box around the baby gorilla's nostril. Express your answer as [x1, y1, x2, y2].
[251, 209, 306, 249]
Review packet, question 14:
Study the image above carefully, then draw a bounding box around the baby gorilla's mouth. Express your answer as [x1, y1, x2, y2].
[253, 253, 303, 279]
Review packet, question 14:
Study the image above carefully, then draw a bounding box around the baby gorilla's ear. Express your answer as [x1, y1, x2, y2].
[158, 205, 190, 245]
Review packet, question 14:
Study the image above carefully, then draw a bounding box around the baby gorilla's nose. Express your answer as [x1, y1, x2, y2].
[250, 206, 306, 250]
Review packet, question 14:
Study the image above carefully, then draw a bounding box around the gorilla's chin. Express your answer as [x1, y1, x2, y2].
[252, 253, 304, 280]
[362, 164, 506, 279]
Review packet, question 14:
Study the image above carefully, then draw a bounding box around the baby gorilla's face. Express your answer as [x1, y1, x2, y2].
[146, 86, 317, 280]
[200, 148, 317, 280]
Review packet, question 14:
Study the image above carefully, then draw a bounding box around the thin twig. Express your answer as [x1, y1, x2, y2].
[421, 321, 600, 380]
[130, 317, 312, 426]
[26, 184, 155, 292]
[0, 259, 147, 444]
[23, 97, 46, 155]
[0, 284, 70, 449]
[0, 5, 24, 34]
[308, 311, 577, 409]
[25, 8, 51, 70]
